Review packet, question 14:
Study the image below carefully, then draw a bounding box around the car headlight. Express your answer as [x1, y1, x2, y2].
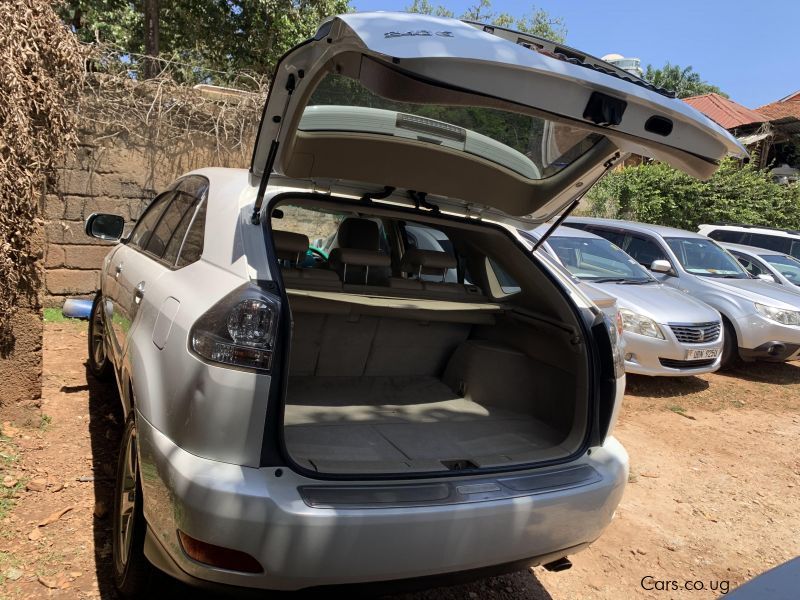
[619, 308, 665, 339]
[754, 303, 800, 326]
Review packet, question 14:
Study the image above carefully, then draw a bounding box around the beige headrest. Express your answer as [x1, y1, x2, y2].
[273, 230, 309, 262]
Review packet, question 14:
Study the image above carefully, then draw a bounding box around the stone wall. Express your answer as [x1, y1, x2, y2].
[44, 128, 254, 307]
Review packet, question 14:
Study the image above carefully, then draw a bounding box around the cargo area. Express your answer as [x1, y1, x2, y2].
[273, 198, 592, 476]
[282, 292, 588, 475]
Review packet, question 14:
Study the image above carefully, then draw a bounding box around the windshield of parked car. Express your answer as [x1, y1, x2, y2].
[547, 236, 654, 283]
[301, 73, 603, 180]
[666, 237, 749, 278]
[762, 254, 800, 283]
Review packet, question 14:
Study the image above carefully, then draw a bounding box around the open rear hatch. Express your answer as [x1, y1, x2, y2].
[252, 12, 745, 477]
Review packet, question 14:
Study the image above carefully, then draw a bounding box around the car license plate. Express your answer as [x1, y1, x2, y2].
[685, 348, 720, 360]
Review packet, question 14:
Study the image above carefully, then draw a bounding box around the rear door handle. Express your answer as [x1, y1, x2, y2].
[115, 264, 123, 279]
[134, 282, 145, 304]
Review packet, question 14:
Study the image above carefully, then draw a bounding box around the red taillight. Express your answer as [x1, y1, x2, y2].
[178, 530, 263, 573]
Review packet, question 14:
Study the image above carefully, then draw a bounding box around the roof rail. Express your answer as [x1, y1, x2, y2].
[463, 21, 677, 99]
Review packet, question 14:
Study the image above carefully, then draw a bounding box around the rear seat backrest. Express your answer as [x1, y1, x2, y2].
[273, 229, 341, 290]
[329, 218, 391, 285]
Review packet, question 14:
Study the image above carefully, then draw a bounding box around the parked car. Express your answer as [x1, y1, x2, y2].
[566, 218, 800, 368]
[522, 226, 723, 376]
[722, 242, 800, 289]
[82, 12, 745, 596]
[698, 223, 800, 260]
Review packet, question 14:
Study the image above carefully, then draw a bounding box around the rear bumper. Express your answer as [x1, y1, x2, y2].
[136, 411, 628, 591]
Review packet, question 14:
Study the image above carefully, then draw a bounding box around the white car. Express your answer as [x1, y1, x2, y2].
[83, 12, 744, 596]
[698, 223, 800, 260]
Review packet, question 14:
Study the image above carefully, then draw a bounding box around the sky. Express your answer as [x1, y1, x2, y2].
[351, 0, 798, 109]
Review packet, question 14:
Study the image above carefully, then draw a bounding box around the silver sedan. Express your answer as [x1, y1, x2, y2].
[525, 227, 723, 376]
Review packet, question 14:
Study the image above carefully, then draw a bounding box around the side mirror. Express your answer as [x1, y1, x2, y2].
[757, 273, 777, 283]
[650, 259, 674, 275]
[312, 238, 324, 249]
[85, 213, 125, 241]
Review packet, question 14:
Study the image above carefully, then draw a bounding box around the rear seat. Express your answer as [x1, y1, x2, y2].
[273, 230, 341, 290]
[275, 226, 484, 301]
[393, 248, 484, 300]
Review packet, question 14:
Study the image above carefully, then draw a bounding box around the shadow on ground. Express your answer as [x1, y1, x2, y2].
[720, 360, 800, 386]
[84, 362, 123, 600]
[624, 374, 710, 398]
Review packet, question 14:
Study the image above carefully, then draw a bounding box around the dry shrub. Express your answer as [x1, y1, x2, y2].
[79, 48, 267, 167]
[0, 0, 85, 350]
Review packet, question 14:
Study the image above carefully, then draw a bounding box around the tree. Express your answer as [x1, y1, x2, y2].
[57, 0, 351, 86]
[583, 159, 800, 231]
[406, 0, 566, 43]
[643, 62, 726, 99]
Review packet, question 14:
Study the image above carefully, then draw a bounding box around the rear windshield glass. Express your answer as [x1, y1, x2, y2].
[302, 72, 603, 180]
[666, 237, 749, 278]
[548, 236, 653, 283]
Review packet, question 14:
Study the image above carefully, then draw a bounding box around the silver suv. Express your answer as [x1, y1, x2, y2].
[567, 218, 800, 367]
[82, 12, 744, 595]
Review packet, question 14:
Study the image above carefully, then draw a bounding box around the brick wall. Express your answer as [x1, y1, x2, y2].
[44, 130, 253, 307]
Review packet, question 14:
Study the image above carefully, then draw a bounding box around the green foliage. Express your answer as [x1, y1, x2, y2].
[406, 0, 566, 42]
[643, 62, 726, 98]
[583, 159, 800, 231]
[58, 0, 350, 86]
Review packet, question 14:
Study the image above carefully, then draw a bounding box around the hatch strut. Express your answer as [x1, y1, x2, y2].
[532, 152, 620, 251]
[251, 73, 297, 225]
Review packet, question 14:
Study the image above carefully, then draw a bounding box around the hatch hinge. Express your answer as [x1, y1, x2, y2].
[251, 73, 298, 225]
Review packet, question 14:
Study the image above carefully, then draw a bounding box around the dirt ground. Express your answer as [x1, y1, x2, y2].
[1, 320, 798, 599]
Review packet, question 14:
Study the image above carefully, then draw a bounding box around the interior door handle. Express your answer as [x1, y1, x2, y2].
[134, 282, 145, 304]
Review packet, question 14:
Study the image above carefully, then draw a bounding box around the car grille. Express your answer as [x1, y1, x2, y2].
[668, 322, 721, 344]
[659, 358, 717, 369]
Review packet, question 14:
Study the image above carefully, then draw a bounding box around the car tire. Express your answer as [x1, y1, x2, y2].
[88, 292, 113, 381]
[112, 414, 157, 597]
[720, 320, 740, 370]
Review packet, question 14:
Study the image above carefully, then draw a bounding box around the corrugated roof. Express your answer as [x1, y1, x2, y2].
[683, 93, 767, 129]
[756, 97, 800, 122]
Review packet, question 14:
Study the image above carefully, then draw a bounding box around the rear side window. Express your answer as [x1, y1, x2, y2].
[734, 254, 765, 277]
[128, 192, 173, 249]
[707, 229, 748, 244]
[622, 235, 668, 268]
[749, 233, 792, 254]
[145, 191, 197, 260]
[176, 199, 207, 267]
[581, 226, 626, 249]
[161, 193, 202, 265]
